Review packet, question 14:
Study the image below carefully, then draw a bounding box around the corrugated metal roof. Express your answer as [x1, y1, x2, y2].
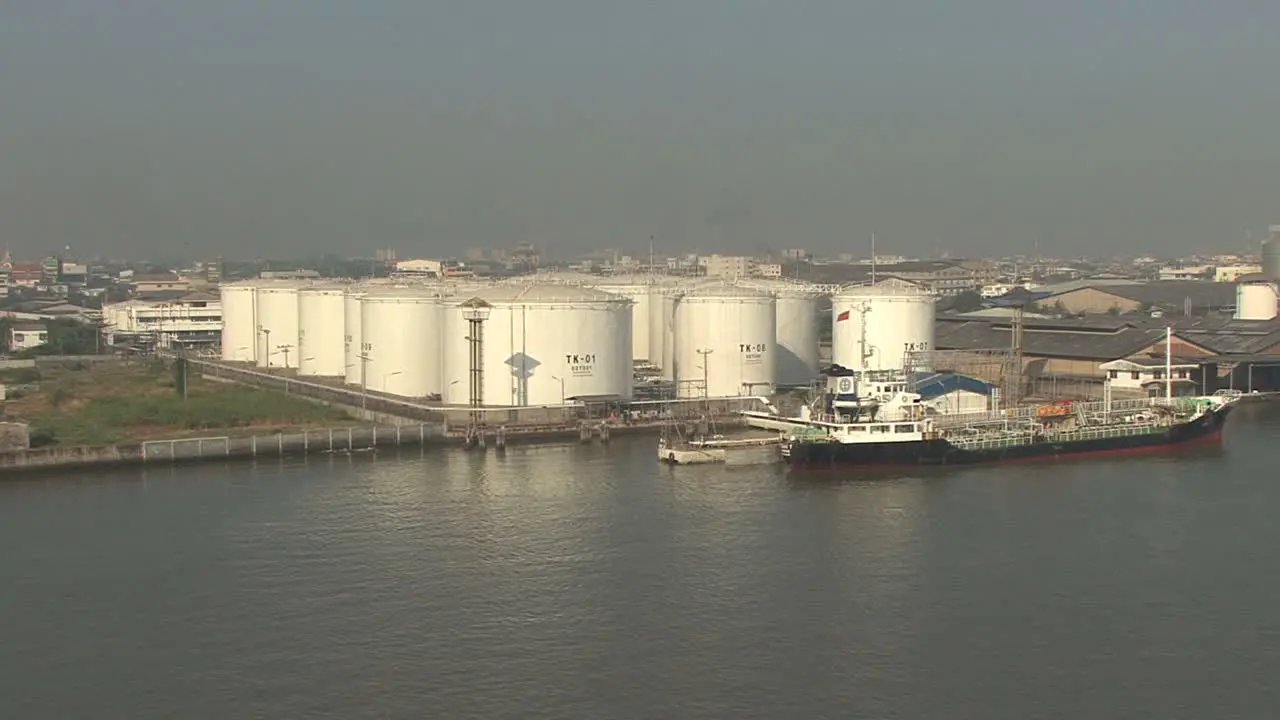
[911, 372, 994, 399]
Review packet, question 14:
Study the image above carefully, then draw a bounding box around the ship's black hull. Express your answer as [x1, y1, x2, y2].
[785, 405, 1233, 468]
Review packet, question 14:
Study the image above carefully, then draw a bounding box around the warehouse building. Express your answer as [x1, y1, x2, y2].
[1032, 280, 1237, 316]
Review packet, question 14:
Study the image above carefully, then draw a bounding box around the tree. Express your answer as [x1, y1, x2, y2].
[17, 319, 99, 357]
[943, 290, 985, 314]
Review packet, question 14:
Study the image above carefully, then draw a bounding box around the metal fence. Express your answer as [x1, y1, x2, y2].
[138, 424, 439, 462]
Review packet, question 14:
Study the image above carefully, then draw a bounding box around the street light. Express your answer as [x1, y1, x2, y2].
[551, 375, 566, 406]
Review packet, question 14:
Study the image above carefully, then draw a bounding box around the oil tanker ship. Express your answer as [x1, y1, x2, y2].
[744, 357, 1240, 469]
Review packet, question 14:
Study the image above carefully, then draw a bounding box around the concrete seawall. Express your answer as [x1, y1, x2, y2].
[0, 424, 442, 475]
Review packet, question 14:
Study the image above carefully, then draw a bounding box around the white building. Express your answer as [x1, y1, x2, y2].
[1214, 264, 1263, 282]
[394, 258, 444, 276]
[1157, 265, 1210, 281]
[752, 263, 783, 278]
[1099, 358, 1200, 397]
[703, 255, 753, 279]
[102, 292, 222, 349]
[8, 324, 48, 351]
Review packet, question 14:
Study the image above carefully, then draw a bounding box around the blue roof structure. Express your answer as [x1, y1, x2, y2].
[910, 371, 994, 400]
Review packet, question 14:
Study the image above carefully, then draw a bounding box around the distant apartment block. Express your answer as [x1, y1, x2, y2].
[1157, 265, 1211, 281]
[874, 261, 978, 296]
[752, 263, 783, 278]
[781, 248, 809, 261]
[703, 255, 753, 279]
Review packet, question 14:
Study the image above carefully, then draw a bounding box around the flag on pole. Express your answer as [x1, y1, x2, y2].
[836, 310, 850, 321]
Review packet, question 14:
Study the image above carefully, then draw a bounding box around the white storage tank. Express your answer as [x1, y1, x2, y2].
[738, 279, 823, 385]
[297, 285, 348, 376]
[831, 282, 936, 372]
[441, 284, 633, 406]
[585, 279, 656, 363]
[672, 284, 777, 398]
[343, 287, 368, 385]
[1235, 281, 1279, 321]
[359, 287, 446, 397]
[219, 281, 259, 363]
[254, 282, 304, 369]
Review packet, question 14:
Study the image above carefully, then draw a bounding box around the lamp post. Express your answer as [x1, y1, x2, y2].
[551, 375, 566, 406]
[279, 344, 294, 370]
[358, 351, 371, 409]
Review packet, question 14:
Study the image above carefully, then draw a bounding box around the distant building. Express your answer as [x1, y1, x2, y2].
[8, 323, 48, 352]
[205, 257, 225, 284]
[1157, 265, 1211, 281]
[874, 261, 978, 296]
[1033, 281, 1236, 316]
[1214, 265, 1262, 283]
[394, 258, 443, 276]
[258, 270, 320, 280]
[1099, 357, 1201, 397]
[752, 263, 783, 278]
[102, 292, 221, 349]
[132, 273, 190, 295]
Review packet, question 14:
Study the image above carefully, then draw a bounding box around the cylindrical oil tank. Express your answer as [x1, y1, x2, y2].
[219, 281, 259, 363]
[254, 282, 304, 369]
[1235, 281, 1279, 321]
[343, 287, 368, 385]
[738, 279, 823, 385]
[297, 285, 348, 376]
[359, 287, 445, 397]
[1265, 232, 1280, 281]
[672, 284, 777, 398]
[440, 284, 633, 406]
[831, 283, 936, 372]
[585, 280, 655, 363]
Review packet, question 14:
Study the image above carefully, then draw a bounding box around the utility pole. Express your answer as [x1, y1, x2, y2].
[696, 348, 713, 413]
[359, 350, 371, 409]
[279, 344, 293, 369]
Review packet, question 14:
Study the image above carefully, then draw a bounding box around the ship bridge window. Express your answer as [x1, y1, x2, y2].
[894, 424, 917, 433]
[870, 425, 889, 434]
[844, 426, 866, 433]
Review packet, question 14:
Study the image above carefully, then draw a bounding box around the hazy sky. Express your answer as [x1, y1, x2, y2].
[2, 1, 1278, 261]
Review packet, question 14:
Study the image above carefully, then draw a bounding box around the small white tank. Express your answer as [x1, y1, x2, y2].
[1235, 281, 1279, 321]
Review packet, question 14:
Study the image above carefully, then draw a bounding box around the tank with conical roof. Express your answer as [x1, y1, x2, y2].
[440, 283, 633, 406]
[359, 286, 447, 397]
[671, 282, 777, 398]
[831, 280, 935, 372]
[734, 279, 823, 385]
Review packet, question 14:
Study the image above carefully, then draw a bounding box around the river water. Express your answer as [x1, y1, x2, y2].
[2, 405, 1279, 719]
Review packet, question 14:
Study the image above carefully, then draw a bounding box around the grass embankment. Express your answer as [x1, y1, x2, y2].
[1, 360, 356, 447]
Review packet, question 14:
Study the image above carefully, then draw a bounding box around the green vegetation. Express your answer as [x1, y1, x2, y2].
[0, 317, 100, 356]
[4, 361, 355, 447]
